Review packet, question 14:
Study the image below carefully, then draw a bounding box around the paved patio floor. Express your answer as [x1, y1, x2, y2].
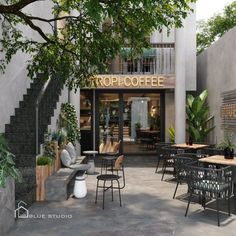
[9, 156, 236, 236]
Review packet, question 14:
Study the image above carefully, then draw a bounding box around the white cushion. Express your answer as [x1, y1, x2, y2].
[65, 142, 76, 164]
[60, 149, 72, 167]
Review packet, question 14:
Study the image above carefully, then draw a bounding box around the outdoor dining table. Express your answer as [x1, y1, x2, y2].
[171, 143, 209, 149]
[199, 155, 236, 166]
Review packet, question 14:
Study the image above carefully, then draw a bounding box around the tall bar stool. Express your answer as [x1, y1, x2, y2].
[95, 155, 125, 209]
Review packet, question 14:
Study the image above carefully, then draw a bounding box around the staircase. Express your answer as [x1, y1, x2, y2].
[4, 77, 63, 205]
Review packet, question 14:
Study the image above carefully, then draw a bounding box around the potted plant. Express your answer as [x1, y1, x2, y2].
[186, 90, 215, 143]
[168, 126, 175, 143]
[217, 133, 236, 159]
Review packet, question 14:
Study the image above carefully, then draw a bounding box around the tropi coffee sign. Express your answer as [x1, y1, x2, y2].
[95, 75, 175, 89]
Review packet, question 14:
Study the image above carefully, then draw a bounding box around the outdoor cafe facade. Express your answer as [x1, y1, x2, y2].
[79, 74, 176, 154]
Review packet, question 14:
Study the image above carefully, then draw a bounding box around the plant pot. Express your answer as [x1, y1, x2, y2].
[36, 165, 49, 201]
[188, 137, 193, 146]
[0, 177, 15, 235]
[224, 147, 234, 159]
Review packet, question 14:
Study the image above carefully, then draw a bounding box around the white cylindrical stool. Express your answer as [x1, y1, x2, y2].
[87, 159, 95, 175]
[74, 175, 87, 198]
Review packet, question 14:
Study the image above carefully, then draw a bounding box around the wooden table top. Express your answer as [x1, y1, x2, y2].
[172, 143, 209, 149]
[199, 155, 236, 166]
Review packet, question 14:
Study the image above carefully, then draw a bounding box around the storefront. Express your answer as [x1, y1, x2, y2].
[80, 74, 175, 154]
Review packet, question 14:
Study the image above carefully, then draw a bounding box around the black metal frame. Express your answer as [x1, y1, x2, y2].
[185, 162, 232, 226]
[94, 89, 166, 155]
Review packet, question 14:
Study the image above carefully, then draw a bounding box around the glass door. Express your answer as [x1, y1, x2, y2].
[122, 93, 161, 154]
[97, 93, 121, 154]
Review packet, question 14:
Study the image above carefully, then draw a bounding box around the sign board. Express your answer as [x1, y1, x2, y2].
[221, 90, 236, 130]
[94, 74, 175, 89]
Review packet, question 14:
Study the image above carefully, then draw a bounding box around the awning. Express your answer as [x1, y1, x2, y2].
[120, 48, 156, 59]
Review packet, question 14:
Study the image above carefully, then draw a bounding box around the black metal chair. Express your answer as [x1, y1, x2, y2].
[172, 154, 194, 199]
[95, 155, 125, 209]
[154, 142, 172, 173]
[185, 161, 232, 226]
[161, 147, 186, 181]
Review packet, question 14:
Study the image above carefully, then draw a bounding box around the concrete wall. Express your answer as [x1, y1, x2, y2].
[197, 26, 236, 144]
[0, 178, 15, 235]
[185, 3, 196, 91]
[0, 1, 53, 133]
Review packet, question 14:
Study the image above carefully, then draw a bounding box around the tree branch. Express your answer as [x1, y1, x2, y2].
[28, 15, 80, 23]
[0, 0, 41, 14]
[15, 11, 51, 42]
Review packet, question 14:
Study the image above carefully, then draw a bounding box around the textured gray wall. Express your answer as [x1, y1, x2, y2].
[197, 26, 236, 144]
[0, 1, 53, 133]
[0, 178, 15, 235]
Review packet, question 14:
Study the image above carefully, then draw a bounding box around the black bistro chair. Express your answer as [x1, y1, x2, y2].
[95, 155, 125, 209]
[185, 161, 232, 226]
[161, 146, 186, 181]
[172, 153, 200, 199]
[154, 142, 172, 173]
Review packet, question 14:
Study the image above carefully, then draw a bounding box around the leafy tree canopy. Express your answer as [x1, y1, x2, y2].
[0, 0, 195, 90]
[197, 1, 236, 54]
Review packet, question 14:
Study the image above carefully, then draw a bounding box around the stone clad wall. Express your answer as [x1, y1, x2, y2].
[0, 178, 15, 235]
[197, 26, 236, 144]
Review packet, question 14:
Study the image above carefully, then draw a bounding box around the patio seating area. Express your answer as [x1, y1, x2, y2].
[9, 155, 236, 236]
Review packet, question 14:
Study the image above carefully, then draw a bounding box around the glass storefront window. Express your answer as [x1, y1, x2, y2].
[98, 93, 120, 153]
[80, 91, 92, 130]
[96, 91, 162, 154]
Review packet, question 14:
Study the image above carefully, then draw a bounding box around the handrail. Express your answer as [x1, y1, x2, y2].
[35, 76, 52, 154]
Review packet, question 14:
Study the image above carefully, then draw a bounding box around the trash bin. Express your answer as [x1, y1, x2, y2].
[74, 175, 87, 198]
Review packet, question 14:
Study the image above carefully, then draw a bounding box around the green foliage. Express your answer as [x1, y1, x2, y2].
[217, 132, 236, 149]
[197, 1, 236, 54]
[0, 134, 22, 187]
[168, 126, 175, 143]
[51, 129, 67, 147]
[59, 103, 80, 145]
[135, 122, 142, 129]
[43, 141, 56, 161]
[37, 155, 53, 166]
[186, 90, 215, 143]
[0, 0, 195, 90]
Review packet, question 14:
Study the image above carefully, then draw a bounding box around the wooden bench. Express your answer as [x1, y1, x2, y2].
[45, 156, 90, 201]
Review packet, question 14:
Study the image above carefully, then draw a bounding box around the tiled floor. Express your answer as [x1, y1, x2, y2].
[9, 156, 236, 236]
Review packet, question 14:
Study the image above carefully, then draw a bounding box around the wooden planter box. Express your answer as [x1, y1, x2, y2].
[36, 165, 49, 201]
[53, 141, 61, 172]
[36, 141, 62, 201]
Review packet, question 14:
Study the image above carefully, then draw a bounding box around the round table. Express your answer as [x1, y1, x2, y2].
[83, 150, 98, 175]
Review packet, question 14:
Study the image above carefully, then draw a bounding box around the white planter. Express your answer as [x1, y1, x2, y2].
[73, 175, 87, 198]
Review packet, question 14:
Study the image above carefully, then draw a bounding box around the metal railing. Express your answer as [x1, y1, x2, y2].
[35, 76, 52, 154]
[103, 44, 175, 75]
